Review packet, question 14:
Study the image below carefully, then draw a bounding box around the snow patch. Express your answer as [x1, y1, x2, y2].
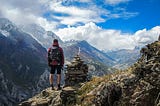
[21, 30, 43, 45]
[0, 29, 10, 37]
[18, 64, 22, 71]
[26, 65, 30, 71]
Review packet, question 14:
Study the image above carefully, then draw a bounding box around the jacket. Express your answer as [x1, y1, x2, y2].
[48, 43, 64, 66]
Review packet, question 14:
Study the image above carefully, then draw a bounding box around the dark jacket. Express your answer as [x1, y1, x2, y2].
[48, 43, 64, 66]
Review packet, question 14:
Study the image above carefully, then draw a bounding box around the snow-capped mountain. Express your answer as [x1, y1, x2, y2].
[21, 24, 63, 49]
[21, 24, 115, 65]
[0, 18, 49, 106]
[21, 24, 116, 75]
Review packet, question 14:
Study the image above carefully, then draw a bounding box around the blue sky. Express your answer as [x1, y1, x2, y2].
[98, 0, 160, 33]
[0, 0, 160, 50]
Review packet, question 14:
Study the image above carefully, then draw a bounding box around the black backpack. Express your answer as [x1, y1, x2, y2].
[48, 47, 62, 64]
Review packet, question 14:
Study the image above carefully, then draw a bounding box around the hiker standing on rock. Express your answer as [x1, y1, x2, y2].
[48, 39, 64, 90]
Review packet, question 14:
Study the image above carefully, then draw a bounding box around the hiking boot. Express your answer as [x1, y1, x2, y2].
[57, 84, 61, 90]
[51, 84, 54, 90]
[51, 87, 54, 90]
[57, 86, 61, 90]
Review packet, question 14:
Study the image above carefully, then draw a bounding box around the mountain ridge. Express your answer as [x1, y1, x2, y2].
[19, 41, 160, 106]
[0, 18, 49, 106]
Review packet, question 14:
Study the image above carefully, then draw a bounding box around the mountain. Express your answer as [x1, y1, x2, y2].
[21, 24, 116, 76]
[20, 41, 160, 106]
[0, 18, 49, 106]
[21, 24, 63, 49]
[21, 24, 115, 65]
[22, 24, 142, 70]
[64, 40, 115, 65]
[0, 18, 115, 105]
[63, 40, 116, 76]
[105, 47, 141, 69]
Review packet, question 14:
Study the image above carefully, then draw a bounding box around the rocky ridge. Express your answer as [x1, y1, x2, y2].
[78, 41, 160, 106]
[19, 41, 160, 106]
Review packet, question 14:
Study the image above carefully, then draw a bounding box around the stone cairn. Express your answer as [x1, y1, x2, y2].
[19, 55, 89, 106]
[158, 34, 160, 41]
[65, 55, 88, 86]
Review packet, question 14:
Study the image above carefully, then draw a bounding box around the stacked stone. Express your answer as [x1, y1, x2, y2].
[65, 55, 88, 86]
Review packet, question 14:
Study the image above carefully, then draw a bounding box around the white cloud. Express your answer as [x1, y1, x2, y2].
[0, 0, 137, 31]
[105, 0, 130, 5]
[47, 0, 136, 26]
[133, 26, 160, 46]
[49, 1, 106, 25]
[0, 0, 59, 30]
[55, 22, 160, 51]
[79, 0, 91, 2]
[37, 17, 58, 31]
[68, 0, 91, 2]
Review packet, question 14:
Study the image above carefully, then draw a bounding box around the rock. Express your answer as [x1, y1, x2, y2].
[19, 88, 61, 106]
[65, 55, 88, 86]
[41, 90, 49, 97]
[60, 87, 76, 105]
[19, 101, 31, 106]
[155, 93, 160, 106]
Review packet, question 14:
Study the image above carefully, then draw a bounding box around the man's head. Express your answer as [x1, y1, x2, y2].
[53, 39, 59, 46]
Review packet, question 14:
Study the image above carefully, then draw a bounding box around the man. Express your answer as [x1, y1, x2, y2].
[48, 39, 64, 90]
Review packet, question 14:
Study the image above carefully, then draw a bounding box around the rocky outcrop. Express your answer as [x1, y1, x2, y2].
[19, 88, 61, 106]
[19, 41, 160, 106]
[77, 41, 160, 106]
[19, 87, 77, 106]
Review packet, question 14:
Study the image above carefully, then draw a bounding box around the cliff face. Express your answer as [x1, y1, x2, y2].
[19, 41, 160, 106]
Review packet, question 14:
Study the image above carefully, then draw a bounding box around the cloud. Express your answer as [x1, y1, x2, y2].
[46, 0, 137, 27]
[0, 0, 60, 30]
[133, 26, 160, 45]
[48, 1, 106, 26]
[55, 22, 160, 51]
[105, 0, 131, 5]
[0, 1, 42, 22]
[0, 0, 137, 30]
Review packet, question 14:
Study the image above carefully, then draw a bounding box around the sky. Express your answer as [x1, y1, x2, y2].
[0, 0, 160, 51]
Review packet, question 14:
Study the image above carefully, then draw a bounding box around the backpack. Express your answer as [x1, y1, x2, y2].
[48, 47, 62, 64]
